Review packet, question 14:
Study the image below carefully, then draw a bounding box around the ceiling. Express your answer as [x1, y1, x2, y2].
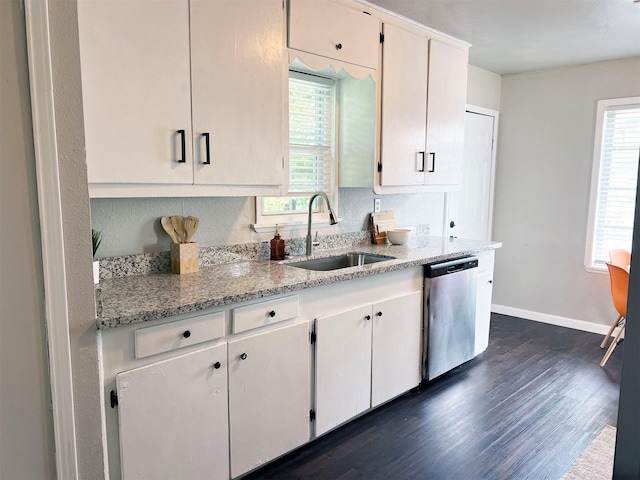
[364, 0, 640, 74]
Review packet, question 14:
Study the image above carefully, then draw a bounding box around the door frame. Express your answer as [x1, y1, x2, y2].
[443, 104, 499, 240]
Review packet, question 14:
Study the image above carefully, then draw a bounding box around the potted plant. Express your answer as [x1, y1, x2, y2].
[92, 229, 102, 284]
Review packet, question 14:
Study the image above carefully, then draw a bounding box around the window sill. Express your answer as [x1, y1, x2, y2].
[585, 265, 609, 274]
[252, 218, 342, 234]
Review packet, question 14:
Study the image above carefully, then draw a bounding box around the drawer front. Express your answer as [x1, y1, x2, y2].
[233, 295, 299, 334]
[135, 311, 225, 359]
[476, 250, 495, 274]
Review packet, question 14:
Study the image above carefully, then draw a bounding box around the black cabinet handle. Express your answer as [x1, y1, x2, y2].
[177, 129, 186, 163]
[428, 152, 436, 173]
[488, 280, 493, 284]
[203, 132, 211, 165]
[335, 43, 343, 50]
[376, 311, 382, 317]
[183, 330, 191, 338]
[269, 310, 276, 318]
[213, 361, 221, 369]
[364, 315, 371, 321]
[418, 151, 425, 172]
[240, 353, 247, 360]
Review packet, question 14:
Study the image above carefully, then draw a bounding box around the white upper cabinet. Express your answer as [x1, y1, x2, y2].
[377, 22, 469, 193]
[425, 39, 468, 188]
[191, 0, 284, 188]
[77, 0, 193, 186]
[78, 0, 285, 197]
[288, 0, 380, 69]
[379, 23, 428, 187]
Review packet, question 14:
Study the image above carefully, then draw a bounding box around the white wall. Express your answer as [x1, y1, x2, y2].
[492, 57, 640, 327]
[467, 64, 502, 111]
[0, 1, 56, 477]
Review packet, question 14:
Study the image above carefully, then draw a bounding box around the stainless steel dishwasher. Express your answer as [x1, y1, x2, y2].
[423, 256, 478, 381]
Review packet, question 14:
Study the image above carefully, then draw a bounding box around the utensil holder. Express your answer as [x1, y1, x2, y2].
[170, 242, 199, 274]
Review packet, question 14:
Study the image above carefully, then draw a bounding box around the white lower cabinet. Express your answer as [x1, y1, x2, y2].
[227, 322, 310, 478]
[474, 250, 496, 355]
[315, 290, 422, 435]
[116, 343, 229, 480]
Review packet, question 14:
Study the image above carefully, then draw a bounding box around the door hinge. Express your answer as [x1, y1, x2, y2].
[310, 409, 316, 421]
[110, 389, 118, 408]
[379, 32, 384, 43]
[310, 329, 316, 344]
[377, 162, 382, 173]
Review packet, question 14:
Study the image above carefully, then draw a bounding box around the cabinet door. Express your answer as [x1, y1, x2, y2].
[425, 39, 468, 188]
[380, 23, 428, 186]
[371, 291, 422, 407]
[228, 323, 310, 478]
[191, 0, 284, 187]
[289, 0, 380, 69]
[315, 304, 372, 436]
[116, 344, 229, 480]
[78, 0, 193, 185]
[475, 251, 495, 355]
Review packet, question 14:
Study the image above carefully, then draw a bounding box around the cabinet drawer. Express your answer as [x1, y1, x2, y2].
[135, 311, 225, 359]
[233, 295, 299, 334]
[476, 250, 495, 274]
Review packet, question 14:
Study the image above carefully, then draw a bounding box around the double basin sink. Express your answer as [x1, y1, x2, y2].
[284, 252, 395, 272]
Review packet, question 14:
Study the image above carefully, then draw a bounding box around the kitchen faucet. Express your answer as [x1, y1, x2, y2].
[306, 192, 338, 256]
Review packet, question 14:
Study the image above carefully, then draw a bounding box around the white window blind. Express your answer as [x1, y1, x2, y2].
[590, 103, 640, 267]
[288, 72, 335, 193]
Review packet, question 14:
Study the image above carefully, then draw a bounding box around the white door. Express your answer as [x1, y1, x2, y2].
[447, 108, 498, 240]
[78, 0, 193, 185]
[314, 304, 373, 436]
[379, 23, 428, 186]
[116, 344, 229, 480]
[371, 291, 422, 407]
[191, 0, 285, 187]
[227, 323, 310, 478]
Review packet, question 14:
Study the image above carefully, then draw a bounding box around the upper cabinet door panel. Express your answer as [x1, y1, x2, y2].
[191, 0, 285, 187]
[78, 0, 193, 185]
[425, 39, 469, 188]
[289, 0, 380, 69]
[380, 23, 428, 186]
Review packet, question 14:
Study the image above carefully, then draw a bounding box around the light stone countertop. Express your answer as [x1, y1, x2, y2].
[96, 236, 501, 329]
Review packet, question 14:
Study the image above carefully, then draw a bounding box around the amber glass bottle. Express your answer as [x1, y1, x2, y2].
[270, 225, 285, 261]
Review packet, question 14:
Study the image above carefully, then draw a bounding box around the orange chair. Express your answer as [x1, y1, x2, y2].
[609, 248, 631, 270]
[600, 262, 629, 367]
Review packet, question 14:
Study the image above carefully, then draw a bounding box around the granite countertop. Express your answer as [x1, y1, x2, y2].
[96, 236, 501, 329]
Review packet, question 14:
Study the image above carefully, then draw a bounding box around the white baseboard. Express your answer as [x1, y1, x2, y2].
[491, 304, 613, 336]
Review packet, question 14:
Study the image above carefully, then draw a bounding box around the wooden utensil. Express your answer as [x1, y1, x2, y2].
[184, 216, 200, 243]
[170, 215, 185, 243]
[161, 216, 180, 244]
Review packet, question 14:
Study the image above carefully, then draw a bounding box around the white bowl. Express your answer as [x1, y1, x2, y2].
[387, 228, 411, 245]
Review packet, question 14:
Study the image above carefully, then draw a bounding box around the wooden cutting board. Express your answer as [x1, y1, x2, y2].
[371, 211, 397, 234]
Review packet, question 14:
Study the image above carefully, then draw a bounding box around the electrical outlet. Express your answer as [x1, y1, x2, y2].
[374, 198, 381, 213]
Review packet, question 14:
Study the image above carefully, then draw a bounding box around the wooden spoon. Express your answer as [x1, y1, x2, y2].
[184, 216, 200, 243]
[161, 216, 180, 244]
[170, 215, 185, 243]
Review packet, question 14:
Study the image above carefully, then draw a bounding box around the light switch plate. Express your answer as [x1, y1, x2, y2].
[374, 198, 381, 212]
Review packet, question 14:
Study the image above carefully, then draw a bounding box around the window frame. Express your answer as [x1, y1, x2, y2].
[584, 96, 640, 273]
[254, 70, 339, 232]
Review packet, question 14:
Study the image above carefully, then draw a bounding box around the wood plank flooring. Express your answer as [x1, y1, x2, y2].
[244, 314, 623, 480]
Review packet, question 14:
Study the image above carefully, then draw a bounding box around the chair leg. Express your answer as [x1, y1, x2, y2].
[600, 315, 623, 348]
[601, 324, 625, 367]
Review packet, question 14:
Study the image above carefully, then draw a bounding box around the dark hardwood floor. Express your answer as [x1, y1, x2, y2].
[244, 314, 623, 480]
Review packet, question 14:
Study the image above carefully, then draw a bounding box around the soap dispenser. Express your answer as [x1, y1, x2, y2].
[270, 225, 285, 261]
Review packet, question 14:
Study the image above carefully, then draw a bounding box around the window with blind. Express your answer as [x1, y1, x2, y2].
[585, 97, 640, 271]
[260, 71, 336, 221]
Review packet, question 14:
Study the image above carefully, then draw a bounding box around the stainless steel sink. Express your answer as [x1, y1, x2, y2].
[285, 252, 395, 271]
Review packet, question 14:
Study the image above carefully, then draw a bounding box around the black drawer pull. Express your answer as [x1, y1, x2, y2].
[240, 353, 247, 360]
[269, 310, 276, 318]
[213, 362, 221, 369]
[335, 43, 343, 50]
[183, 330, 191, 338]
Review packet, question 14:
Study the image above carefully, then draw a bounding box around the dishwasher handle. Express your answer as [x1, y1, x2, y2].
[425, 256, 478, 278]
